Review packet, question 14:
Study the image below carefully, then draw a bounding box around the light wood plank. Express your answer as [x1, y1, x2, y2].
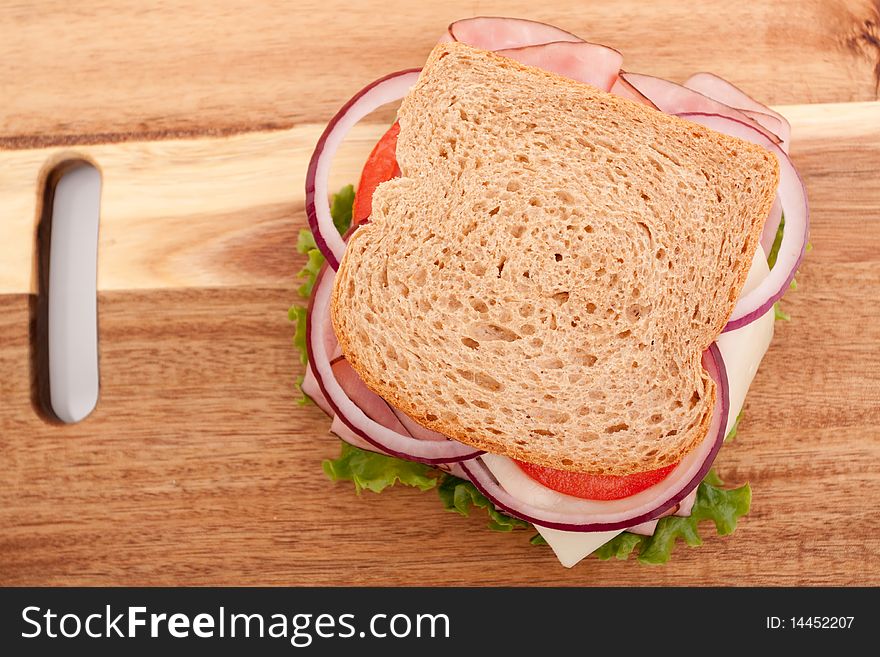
[0, 124, 387, 293]
[1, 102, 877, 295]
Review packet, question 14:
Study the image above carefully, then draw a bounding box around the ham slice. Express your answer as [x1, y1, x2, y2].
[611, 76, 659, 108]
[443, 17, 621, 92]
[442, 16, 582, 50]
[391, 407, 450, 442]
[740, 110, 788, 148]
[497, 41, 622, 91]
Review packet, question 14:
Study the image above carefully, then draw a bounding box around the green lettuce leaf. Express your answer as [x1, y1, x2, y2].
[594, 532, 645, 560]
[330, 184, 355, 235]
[766, 214, 785, 270]
[702, 468, 725, 487]
[725, 410, 743, 442]
[288, 304, 311, 405]
[323, 442, 438, 494]
[289, 305, 309, 366]
[593, 469, 751, 564]
[438, 475, 529, 532]
[766, 214, 804, 320]
[296, 242, 325, 298]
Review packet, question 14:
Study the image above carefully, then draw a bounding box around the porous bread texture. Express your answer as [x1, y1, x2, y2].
[331, 42, 779, 475]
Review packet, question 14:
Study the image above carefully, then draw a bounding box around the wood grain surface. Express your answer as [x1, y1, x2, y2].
[1, 1, 879, 586]
[2, 0, 880, 146]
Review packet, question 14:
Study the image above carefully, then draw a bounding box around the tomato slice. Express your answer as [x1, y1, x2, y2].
[514, 460, 677, 501]
[352, 121, 401, 224]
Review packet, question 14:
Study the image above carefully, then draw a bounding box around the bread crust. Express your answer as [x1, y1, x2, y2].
[330, 42, 778, 475]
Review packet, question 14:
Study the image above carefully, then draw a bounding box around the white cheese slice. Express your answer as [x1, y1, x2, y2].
[716, 249, 775, 433]
[535, 528, 623, 568]
[483, 247, 775, 568]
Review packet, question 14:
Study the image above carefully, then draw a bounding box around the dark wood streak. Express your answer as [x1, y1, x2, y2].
[166, 201, 307, 287]
[0, 123, 291, 152]
[29, 163, 59, 423]
[842, 0, 880, 95]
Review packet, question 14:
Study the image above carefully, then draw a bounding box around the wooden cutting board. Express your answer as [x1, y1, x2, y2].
[1, 0, 879, 586]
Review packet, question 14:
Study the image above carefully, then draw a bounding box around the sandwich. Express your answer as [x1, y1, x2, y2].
[293, 17, 808, 567]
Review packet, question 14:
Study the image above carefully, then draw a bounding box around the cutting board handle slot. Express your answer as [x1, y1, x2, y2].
[30, 159, 102, 425]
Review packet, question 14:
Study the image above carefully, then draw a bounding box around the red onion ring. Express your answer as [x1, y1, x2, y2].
[760, 195, 784, 255]
[330, 414, 381, 453]
[328, 413, 472, 478]
[624, 485, 698, 535]
[627, 519, 659, 536]
[676, 113, 808, 332]
[305, 69, 421, 270]
[739, 109, 788, 150]
[441, 463, 470, 479]
[626, 503, 678, 536]
[302, 362, 333, 417]
[327, 388, 458, 456]
[621, 72, 782, 145]
[460, 344, 729, 532]
[676, 487, 698, 517]
[683, 72, 791, 149]
[307, 263, 483, 464]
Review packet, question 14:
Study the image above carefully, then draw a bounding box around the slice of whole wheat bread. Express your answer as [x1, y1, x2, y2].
[331, 42, 779, 475]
